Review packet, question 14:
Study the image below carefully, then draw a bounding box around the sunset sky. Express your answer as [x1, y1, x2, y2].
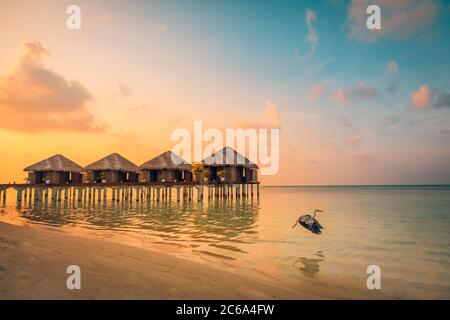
[1, 0, 449, 185]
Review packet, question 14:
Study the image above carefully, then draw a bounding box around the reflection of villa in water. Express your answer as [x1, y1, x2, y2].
[14, 195, 260, 259]
[0, 147, 260, 205]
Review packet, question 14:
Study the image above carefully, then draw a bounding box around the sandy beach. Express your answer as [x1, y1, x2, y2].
[1, 185, 449, 300]
[0, 221, 308, 300]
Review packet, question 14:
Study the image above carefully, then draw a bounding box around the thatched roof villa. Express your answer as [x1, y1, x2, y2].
[19, 148, 258, 186]
[84, 153, 138, 183]
[24, 154, 83, 184]
[202, 146, 258, 184]
[139, 151, 192, 183]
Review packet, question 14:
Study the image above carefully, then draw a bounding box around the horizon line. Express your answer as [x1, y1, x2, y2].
[261, 184, 450, 187]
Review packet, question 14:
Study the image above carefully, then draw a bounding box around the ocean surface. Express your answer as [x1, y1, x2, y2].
[1, 185, 449, 299]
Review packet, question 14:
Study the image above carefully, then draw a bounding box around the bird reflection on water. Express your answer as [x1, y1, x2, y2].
[292, 251, 326, 278]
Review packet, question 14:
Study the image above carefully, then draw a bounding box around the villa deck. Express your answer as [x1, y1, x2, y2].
[0, 181, 260, 204]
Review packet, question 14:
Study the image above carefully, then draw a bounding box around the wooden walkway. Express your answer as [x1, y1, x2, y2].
[0, 182, 260, 204]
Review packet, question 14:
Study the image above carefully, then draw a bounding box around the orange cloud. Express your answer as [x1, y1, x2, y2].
[348, 133, 363, 149]
[333, 89, 351, 103]
[0, 42, 104, 133]
[309, 80, 331, 98]
[234, 99, 281, 129]
[350, 133, 362, 143]
[348, 0, 439, 42]
[264, 99, 281, 128]
[411, 85, 432, 109]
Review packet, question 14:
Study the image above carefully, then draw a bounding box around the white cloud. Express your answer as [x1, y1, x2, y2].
[332, 82, 380, 103]
[305, 9, 318, 54]
[433, 92, 450, 109]
[352, 81, 380, 99]
[348, 0, 439, 42]
[385, 61, 399, 74]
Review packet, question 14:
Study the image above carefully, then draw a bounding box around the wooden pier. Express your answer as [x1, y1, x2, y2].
[0, 182, 260, 205]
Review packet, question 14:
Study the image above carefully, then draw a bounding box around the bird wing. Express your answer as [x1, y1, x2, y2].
[299, 215, 314, 225]
[298, 215, 323, 234]
[315, 218, 324, 229]
[310, 221, 322, 234]
[298, 220, 311, 230]
[298, 215, 314, 231]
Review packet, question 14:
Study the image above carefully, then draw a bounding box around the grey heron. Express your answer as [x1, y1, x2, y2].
[292, 209, 324, 234]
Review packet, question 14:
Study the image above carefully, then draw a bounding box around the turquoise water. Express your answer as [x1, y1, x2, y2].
[1, 185, 449, 299]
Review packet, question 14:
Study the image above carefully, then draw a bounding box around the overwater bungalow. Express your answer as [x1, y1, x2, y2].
[84, 153, 138, 183]
[202, 146, 258, 184]
[23, 154, 83, 184]
[139, 151, 192, 183]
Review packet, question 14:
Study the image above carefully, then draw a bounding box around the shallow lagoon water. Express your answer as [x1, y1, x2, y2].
[1, 185, 449, 299]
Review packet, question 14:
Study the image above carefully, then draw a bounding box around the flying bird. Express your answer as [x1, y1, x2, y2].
[292, 209, 324, 234]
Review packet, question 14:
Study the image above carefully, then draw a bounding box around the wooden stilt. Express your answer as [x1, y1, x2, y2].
[176, 187, 181, 202]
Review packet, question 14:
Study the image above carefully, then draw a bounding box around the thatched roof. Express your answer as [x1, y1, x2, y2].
[202, 147, 258, 169]
[24, 154, 83, 173]
[84, 153, 138, 172]
[139, 151, 192, 171]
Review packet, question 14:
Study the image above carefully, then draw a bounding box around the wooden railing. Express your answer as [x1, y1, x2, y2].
[0, 181, 260, 189]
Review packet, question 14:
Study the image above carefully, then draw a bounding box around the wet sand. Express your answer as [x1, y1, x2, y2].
[0, 221, 311, 299]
